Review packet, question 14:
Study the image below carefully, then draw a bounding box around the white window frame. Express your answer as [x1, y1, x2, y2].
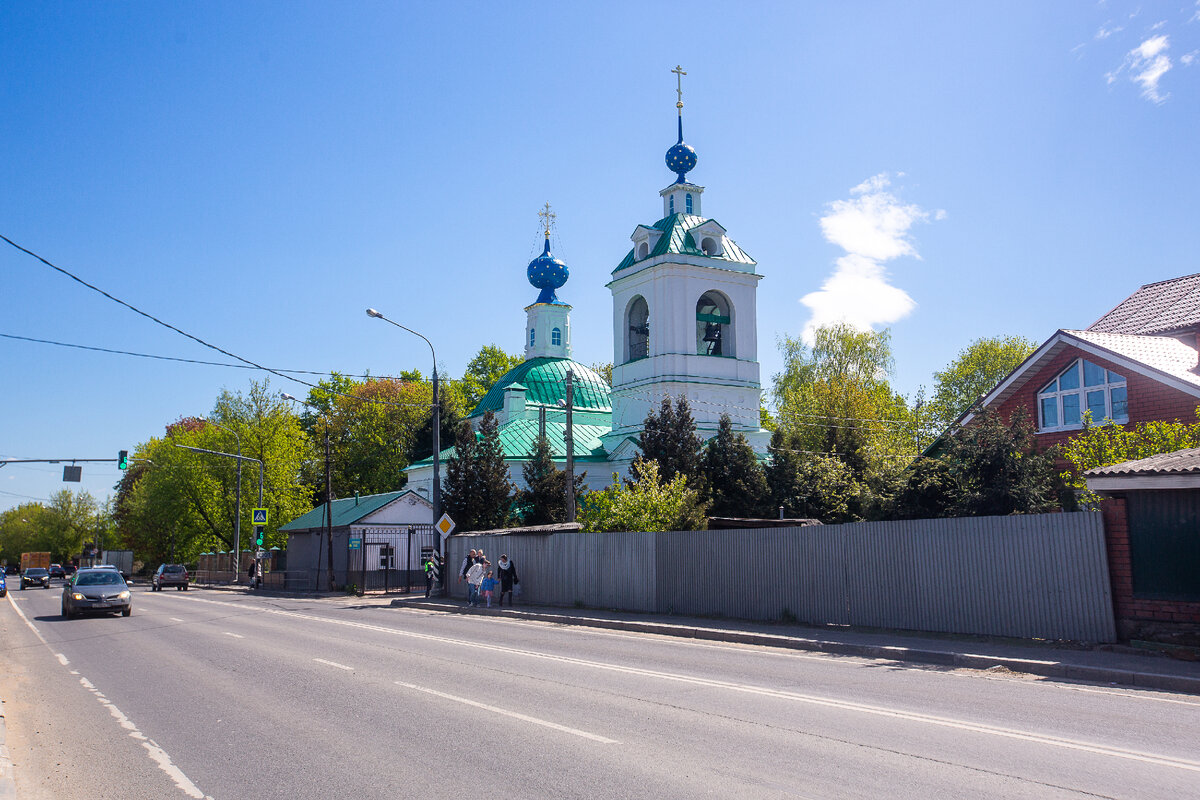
[551, 327, 561, 346]
[1037, 358, 1128, 432]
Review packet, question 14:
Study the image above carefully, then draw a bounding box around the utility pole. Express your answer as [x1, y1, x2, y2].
[564, 370, 575, 523]
[324, 420, 334, 591]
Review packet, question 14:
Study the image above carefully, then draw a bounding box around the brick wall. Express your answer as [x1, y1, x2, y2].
[1101, 496, 1200, 626]
[993, 344, 1200, 453]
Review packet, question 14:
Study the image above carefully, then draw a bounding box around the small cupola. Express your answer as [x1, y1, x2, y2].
[687, 219, 727, 257]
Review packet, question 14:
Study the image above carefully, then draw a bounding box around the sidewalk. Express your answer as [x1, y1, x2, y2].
[388, 594, 1200, 697]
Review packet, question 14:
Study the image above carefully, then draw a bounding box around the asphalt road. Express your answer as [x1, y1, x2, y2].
[2, 583, 1199, 800]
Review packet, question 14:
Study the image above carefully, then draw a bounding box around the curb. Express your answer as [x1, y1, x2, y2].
[397, 600, 1200, 697]
[0, 708, 17, 800]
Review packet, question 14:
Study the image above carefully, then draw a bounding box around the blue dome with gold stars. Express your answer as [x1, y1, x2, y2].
[527, 237, 569, 305]
[666, 141, 697, 183]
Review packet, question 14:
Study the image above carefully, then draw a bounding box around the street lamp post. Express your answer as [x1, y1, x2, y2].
[365, 309, 441, 523]
[282, 392, 336, 591]
[201, 417, 242, 583]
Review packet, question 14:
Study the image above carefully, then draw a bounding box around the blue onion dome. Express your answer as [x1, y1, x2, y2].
[526, 235, 569, 304]
[666, 141, 697, 184]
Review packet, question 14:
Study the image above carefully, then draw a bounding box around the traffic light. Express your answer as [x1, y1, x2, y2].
[118, 450, 129, 470]
[255, 527, 264, 547]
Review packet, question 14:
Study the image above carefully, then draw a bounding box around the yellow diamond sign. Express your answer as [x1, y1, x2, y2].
[435, 513, 456, 537]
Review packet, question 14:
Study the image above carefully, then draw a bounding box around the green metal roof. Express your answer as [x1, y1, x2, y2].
[280, 490, 417, 532]
[409, 418, 611, 468]
[613, 213, 755, 274]
[469, 357, 611, 419]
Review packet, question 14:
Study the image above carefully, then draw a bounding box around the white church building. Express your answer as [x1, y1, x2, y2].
[405, 72, 768, 504]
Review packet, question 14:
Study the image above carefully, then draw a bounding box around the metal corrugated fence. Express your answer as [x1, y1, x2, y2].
[448, 511, 1116, 642]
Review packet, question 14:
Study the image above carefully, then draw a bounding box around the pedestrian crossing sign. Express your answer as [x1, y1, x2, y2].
[252, 508, 269, 525]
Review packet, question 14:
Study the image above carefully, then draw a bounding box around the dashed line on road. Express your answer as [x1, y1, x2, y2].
[170, 617, 184, 623]
[223, 632, 245, 639]
[313, 658, 353, 671]
[4, 592, 214, 798]
[176, 594, 1200, 773]
[395, 681, 619, 744]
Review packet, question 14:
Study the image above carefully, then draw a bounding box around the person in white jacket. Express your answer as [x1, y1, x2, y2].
[466, 560, 486, 607]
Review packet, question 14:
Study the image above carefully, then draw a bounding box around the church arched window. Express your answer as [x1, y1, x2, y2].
[552, 327, 562, 347]
[685, 193, 693, 214]
[700, 236, 722, 256]
[626, 296, 649, 362]
[669, 195, 675, 215]
[530, 328, 535, 347]
[696, 292, 732, 357]
[637, 242, 648, 260]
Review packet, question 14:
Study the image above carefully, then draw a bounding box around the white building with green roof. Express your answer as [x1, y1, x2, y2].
[404, 73, 769, 514]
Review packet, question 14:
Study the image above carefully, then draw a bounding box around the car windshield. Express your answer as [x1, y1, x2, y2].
[26, 568, 48, 576]
[76, 572, 124, 586]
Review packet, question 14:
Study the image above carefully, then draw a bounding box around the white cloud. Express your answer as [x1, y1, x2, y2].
[1096, 22, 1123, 39]
[1182, 50, 1198, 66]
[1109, 34, 1174, 102]
[799, 174, 935, 341]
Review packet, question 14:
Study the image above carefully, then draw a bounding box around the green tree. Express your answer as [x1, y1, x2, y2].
[765, 429, 857, 522]
[588, 361, 614, 386]
[579, 458, 707, 532]
[114, 380, 314, 564]
[518, 435, 586, 525]
[893, 407, 1064, 518]
[459, 345, 523, 408]
[1061, 412, 1200, 502]
[639, 394, 704, 488]
[441, 411, 514, 531]
[703, 414, 768, 518]
[926, 335, 1037, 436]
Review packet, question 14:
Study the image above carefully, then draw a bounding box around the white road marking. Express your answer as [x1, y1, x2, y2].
[395, 681, 619, 743]
[4, 594, 213, 798]
[177, 595, 1200, 773]
[170, 617, 184, 623]
[223, 632, 244, 639]
[313, 658, 353, 671]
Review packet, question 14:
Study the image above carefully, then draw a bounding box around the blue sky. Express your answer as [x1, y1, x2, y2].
[3, 1, 1199, 511]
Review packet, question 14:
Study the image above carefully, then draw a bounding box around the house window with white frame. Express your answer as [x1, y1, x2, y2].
[1037, 358, 1128, 431]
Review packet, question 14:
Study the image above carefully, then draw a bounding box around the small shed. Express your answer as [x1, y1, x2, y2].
[1086, 447, 1200, 639]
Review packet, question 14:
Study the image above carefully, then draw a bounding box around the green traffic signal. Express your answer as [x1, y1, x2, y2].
[255, 527, 264, 547]
[118, 450, 129, 470]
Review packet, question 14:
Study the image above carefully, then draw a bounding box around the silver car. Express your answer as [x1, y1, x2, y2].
[62, 567, 132, 618]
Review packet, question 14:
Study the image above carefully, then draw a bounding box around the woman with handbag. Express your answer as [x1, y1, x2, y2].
[497, 554, 519, 606]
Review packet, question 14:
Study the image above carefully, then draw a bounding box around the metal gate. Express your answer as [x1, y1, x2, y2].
[347, 525, 439, 594]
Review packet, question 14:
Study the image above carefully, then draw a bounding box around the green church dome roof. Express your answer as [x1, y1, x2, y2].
[469, 357, 611, 418]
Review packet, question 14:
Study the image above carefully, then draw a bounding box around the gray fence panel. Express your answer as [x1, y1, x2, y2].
[443, 511, 1115, 642]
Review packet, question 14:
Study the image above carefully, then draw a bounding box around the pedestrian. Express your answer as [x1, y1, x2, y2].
[466, 558, 485, 607]
[480, 570, 498, 608]
[459, 549, 477, 585]
[497, 554, 519, 606]
[423, 551, 438, 598]
[247, 559, 257, 589]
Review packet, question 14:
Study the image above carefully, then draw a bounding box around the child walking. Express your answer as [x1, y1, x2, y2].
[480, 570, 498, 608]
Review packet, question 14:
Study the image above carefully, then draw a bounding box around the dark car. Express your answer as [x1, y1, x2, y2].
[49, 563, 66, 579]
[62, 568, 132, 618]
[21, 567, 51, 589]
[152, 564, 189, 591]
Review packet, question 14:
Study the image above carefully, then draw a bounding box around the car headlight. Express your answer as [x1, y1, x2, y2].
[117, 591, 130, 600]
[72, 593, 84, 601]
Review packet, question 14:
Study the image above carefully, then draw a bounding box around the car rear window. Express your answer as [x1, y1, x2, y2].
[164, 565, 185, 573]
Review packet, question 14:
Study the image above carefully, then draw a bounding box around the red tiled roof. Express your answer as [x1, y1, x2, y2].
[1088, 273, 1200, 335]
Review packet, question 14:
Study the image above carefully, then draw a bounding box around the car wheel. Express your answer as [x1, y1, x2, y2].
[183, 584, 188, 591]
[63, 605, 75, 619]
[177, 585, 183, 591]
[121, 607, 131, 617]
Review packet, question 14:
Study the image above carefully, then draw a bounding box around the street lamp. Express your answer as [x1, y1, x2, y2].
[200, 416, 242, 583]
[282, 392, 336, 591]
[364, 308, 441, 525]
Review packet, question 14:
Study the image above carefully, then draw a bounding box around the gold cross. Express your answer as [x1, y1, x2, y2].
[538, 202, 556, 237]
[671, 65, 687, 109]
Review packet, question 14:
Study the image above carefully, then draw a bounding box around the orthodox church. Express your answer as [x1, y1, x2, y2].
[404, 68, 768, 502]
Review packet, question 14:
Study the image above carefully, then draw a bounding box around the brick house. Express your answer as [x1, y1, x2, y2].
[959, 274, 1200, 639]
[961, 274, 1200, 449]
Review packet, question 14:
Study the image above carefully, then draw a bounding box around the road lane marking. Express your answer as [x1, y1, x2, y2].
[5, 593, 213, 798]
[56, 653, 69, 666]
[170, 617, 184, 623]
[313, 658, 353, 671]
[176, 595, 1200, 773]
[395, 681, 619, 743]
[223, 632, 245, 639]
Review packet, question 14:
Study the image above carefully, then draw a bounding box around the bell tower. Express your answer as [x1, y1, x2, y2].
[603, 67, 768, 459]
